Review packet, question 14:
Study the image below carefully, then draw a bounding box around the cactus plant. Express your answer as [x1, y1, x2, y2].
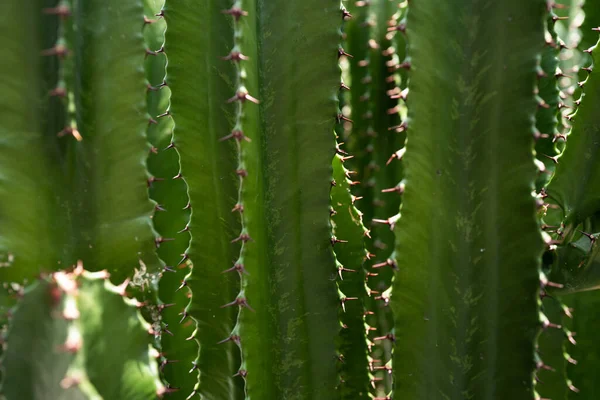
[4, 0, 600, 399]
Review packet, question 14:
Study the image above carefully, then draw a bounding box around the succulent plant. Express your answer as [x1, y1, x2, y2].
[3, 0, 600, 399]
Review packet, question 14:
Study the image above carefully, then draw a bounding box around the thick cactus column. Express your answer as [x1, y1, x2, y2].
[391, 1, 546, 398]
[164, 0, 341, 399]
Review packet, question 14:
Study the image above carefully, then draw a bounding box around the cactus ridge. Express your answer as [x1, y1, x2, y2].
[142, 0, 196, 396]
[391, 0, 546, 398]
[331, 151, 373, 399]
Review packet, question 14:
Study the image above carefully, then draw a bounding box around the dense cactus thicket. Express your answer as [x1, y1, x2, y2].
[2, 0, 600, 399]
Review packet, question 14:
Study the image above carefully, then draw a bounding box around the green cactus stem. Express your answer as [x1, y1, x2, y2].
[0, 0, 161, 285]
[331, 153, 372, 399]
[0, 264, 163, 399]
[391, 1, 546, 398]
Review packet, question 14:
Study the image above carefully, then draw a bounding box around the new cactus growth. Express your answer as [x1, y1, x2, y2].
[3, 1, 600, 399]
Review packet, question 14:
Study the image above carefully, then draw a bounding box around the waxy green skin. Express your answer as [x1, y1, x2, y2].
[165, 0, 340, 398]
[391, 1, 546, 398]
[331, 154, 371, 400]
[143, 0, 196, 396]
[0, 0, 160, 285]
[163, 1, 243, 398]
[0, 270, 162, 400]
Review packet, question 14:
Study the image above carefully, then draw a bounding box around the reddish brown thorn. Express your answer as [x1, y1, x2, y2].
[43, 5, 71, 17]
[386, 148, 406, 165]
[155, 10, 164, 18]
[339, 155, 354, 162]
[160, 358, 180, 371]
[569, 383, 580, 393]
[372, 258, 398, 270]
[340, 296, 358, 312]
[227, 90, 260, 104]
[221, 297, 254, 312]
[338, 47, 353, 58]
[373, 333, 396, 343]
[388, 122, 407, 132]
[233, 369, 248, 378]
[177, 224, 189, 234]
[157, 303, 176, 312]
[155, 237, 175, 247]
[173, 172, 183, 180]
[183, 202, 191, 210]
[382, 183, 405, 194]
[161, 323, 173, 336]
[149, 146, 158, 154]
[222, 7, 248, 21]
[147, 176, 165, 187]
[222, 262, 248, 275]
[338, 265, 356, 280]
[331, 236, 348, 246]
[155, 204, 167, 212]
[342, 8, 352, 19]
[176, 280, 188, 292]
[163, 265, 176, 273]
[49, 87, 67, 97]
[340, 82, 350, 91]
[178, 310, 188, 323]
[231, 233, 252, 243]
[236, 169, 248, 178]
[337, 113, 353, 123]
[221, 51, 249, 62]
[217, 334, 241, 345]
[232, 203, 244, 213]
[396, 61, 411, 70]
[331, 179, 337, 187]
[57, 127, 82, 141]
[543, 154, 559, 164]
[220, 129, 251, 142]
[144, 15, 156, 25]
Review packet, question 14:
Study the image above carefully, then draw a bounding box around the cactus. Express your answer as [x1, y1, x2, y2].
[5, 1, 600, 400]
[0, 264, 163, 399]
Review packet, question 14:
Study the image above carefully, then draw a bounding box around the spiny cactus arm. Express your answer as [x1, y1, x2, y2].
[534, 15, 562, 190]
[545, 37, 600, 229]
[536, 297, 571, 398]
[162, 1, 244, 398]
[143, 1, 196, 396]
[344, 0, 374, 203]
[363, 1, 405, 395]
[76, 269, 164, 399]
[231, 1, 340, 399]
[391, 1, 545, 398]
[563, 290, 600, 398]
[70, 0, 161, 282]
[331, 154, 371, 399]
[0, 0, 67, 282]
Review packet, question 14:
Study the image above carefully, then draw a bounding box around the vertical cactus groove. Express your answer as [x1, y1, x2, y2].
[232, 1, 341, 399]
[143, 1, 195, 396]
[363, 1, 405, 396]
[391, 1, 546, 399]
[0, 0, 66, 282]
[71, 0, 162, 282]
[563, 291, 600, 398]
[331, 154, 371, 399]
[0, 0, 161, 285]
[545, 38, 600, 232]
[163, 1, 243, 399]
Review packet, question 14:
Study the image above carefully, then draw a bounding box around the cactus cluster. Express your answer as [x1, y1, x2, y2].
[3, 0, 600, 399]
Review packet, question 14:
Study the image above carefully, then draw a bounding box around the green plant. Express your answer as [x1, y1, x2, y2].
[3, 0, 600, 399]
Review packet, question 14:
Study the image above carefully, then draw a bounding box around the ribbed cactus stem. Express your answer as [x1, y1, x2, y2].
[331, 152, 372, 399]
